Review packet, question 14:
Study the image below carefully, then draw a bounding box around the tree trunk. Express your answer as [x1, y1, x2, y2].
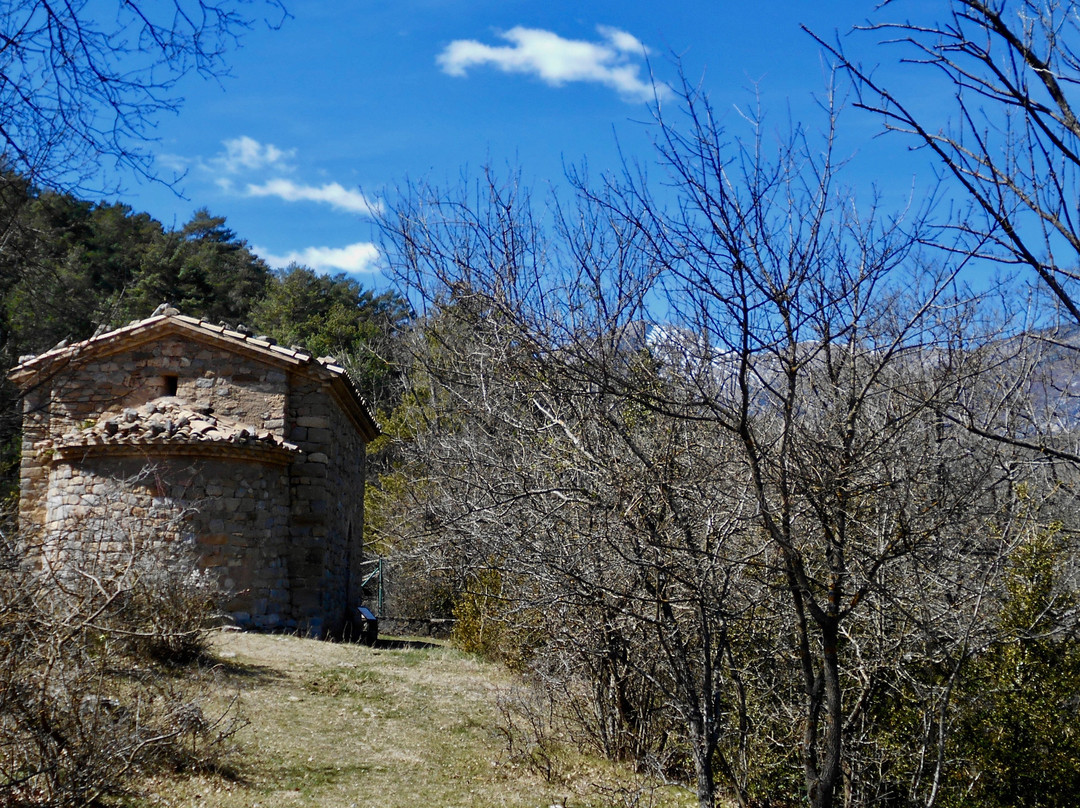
[690, 715, 717, 808]
[811, 618, 842, 808]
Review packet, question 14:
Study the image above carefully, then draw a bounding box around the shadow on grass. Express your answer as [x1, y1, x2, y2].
[328, 627, 444, 651]
[104, 651, 285, 687]
[371, 636, 443, 650]
[207, 655, 289, 683]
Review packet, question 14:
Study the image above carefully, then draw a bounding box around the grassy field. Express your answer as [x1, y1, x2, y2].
[137, 631, 695, 808]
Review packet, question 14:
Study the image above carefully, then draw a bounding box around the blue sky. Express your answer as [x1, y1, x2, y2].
[111, 1, 944, 288]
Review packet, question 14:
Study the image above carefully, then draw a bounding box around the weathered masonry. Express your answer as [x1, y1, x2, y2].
[9, 310, 379, 636]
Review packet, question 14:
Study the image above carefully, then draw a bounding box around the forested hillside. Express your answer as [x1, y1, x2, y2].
[0, 174, 409, 501]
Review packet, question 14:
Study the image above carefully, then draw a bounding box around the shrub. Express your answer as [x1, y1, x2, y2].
[0, 519, 241, 806]
[118, 539, 227, 663]
[944, 521, 1080, 808]
[451, 568, 544, 669]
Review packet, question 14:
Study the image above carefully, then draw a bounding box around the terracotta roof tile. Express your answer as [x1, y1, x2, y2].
[56, 396, 299, 455]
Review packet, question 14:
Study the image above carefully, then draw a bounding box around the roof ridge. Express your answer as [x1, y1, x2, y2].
[9, 309, 380, 439]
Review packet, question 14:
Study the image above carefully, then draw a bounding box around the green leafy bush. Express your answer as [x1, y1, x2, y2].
[945, 521, 1080, 808]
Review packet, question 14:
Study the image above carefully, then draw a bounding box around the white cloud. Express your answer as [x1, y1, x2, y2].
[596, 25, 647, 55]
[256, 242, 381, 274]
[217, 136, 295, 173]
[164, 136, 296, 177]
[244, 178, 380, 216]
[437, 25, 661, 102]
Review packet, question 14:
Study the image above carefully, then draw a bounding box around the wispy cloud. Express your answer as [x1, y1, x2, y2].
[163, 136, 296, 178]
[244, 178, 380, 216]
[437, 25, 661, 102]
[172, 137, 381, 274]
[256, 242, 381, 274]
[216, 136, 295, 173]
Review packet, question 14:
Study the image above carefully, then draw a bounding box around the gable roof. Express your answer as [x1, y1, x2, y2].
[9, 313, 380, 441]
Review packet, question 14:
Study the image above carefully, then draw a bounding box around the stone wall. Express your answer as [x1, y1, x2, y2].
[19, 336, 290, 526]
[18, 384, 52, 533]
[286, 377, 367, 636]
[43, 454, 293, 628]
[328, 386, 368, 624]
[51, 336, 289, 435]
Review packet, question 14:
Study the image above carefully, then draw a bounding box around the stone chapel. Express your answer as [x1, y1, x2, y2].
[9, 309, 379, 636]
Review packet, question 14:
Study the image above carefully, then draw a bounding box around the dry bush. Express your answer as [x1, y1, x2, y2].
[0, 516, 243, 807]
[115, 541, 227, 664]
[496, 636, 684, 785]
[495, 680, 564, 782]
[496, 674, 684, 808]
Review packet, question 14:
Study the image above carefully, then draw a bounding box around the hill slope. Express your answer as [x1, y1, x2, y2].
[140, 632, 693, 808]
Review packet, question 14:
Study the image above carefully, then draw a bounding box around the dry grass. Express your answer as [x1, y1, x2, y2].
[134, 631, 694, 808]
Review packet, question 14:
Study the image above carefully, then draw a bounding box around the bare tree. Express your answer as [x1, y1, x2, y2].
[589, 80, 1016, 808]
[380, 261, 770, 807]
[0, 1, 288, 193]
[378, 76, 1028, 807]
[810, 0, 1080, 325]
